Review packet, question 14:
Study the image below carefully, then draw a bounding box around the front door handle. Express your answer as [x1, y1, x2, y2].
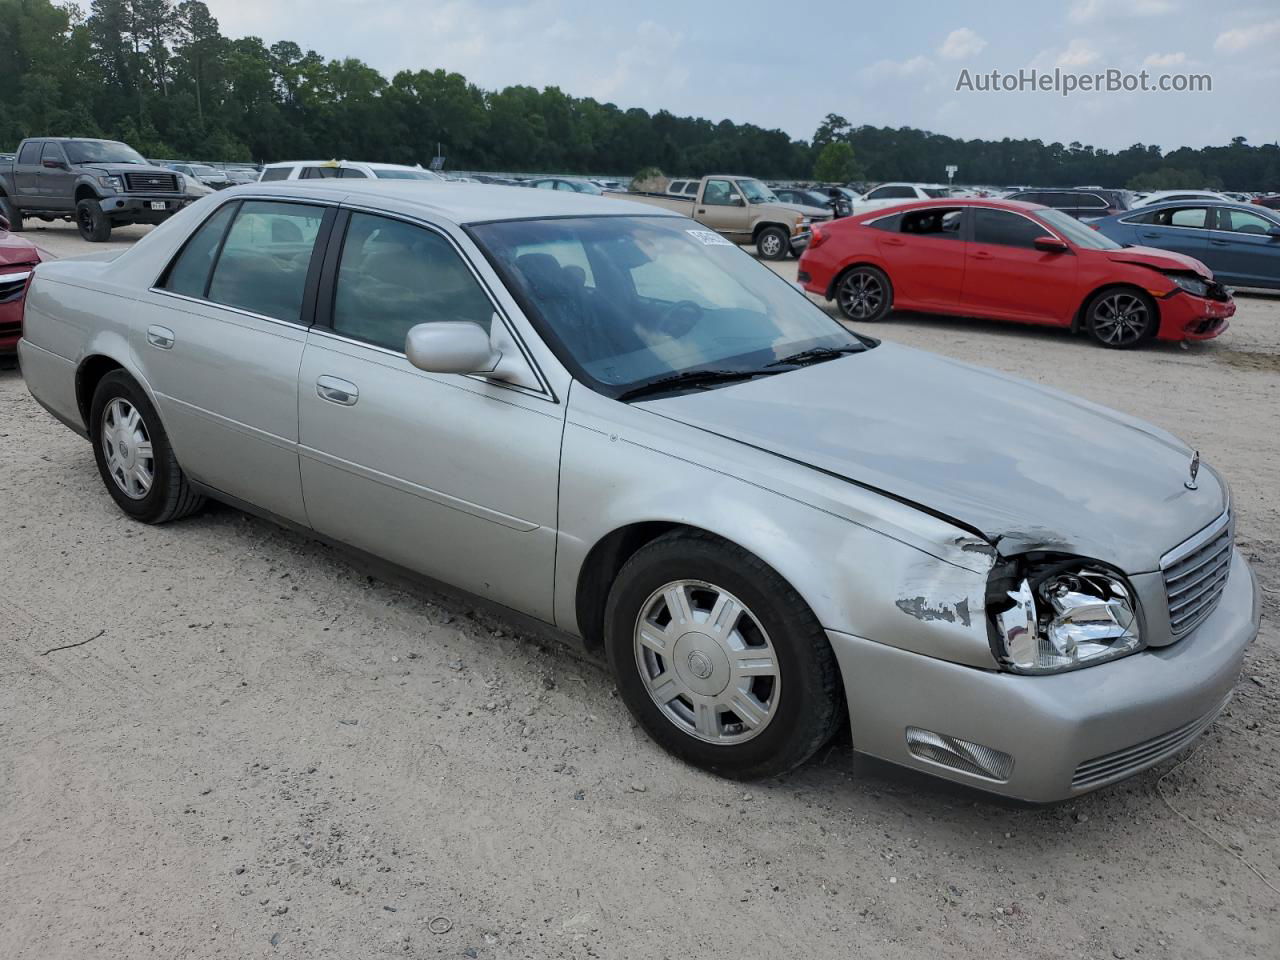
[972, 250, 993, 260]
[146, 325, 175, 349]
[1140, 231, 1161, 238]
[316, 375, 359, 406]
[1210, 239, 1230, 246]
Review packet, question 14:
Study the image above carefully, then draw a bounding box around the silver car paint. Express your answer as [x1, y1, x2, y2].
[18, 181, 1260, 801]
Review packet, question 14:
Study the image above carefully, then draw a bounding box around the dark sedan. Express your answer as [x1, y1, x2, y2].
[1090, 201, 1280, 291]
[774, 187, 852, 218]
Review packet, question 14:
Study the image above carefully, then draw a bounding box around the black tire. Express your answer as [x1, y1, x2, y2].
[756, 226, 790, 261]
[834, 265, 893, 322]
[1085, 287, 1157, 349]
[0, 195, 22, 231]
[76, 198, 112, 242]
[89, 370, 204, 523]
[603, 531, 842, 780]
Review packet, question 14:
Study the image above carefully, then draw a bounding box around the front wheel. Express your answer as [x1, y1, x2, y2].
[756, 226, 790, 261]
[603, 532, 842, 780]
[0, 195, 22, 231]
[835, 265, 893, 322]
[90, 371, 205, 523]
[76, 198, 112, 242]
[1086, 288, 1157, 348]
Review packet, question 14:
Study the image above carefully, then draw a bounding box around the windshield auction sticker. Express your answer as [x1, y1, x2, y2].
[687, 229, 732, 245]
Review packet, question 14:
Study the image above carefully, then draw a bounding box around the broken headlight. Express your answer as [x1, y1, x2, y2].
[990, 562, 1143, 674]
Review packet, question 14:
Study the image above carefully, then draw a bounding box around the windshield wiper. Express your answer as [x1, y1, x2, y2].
[767, 344, 863, 368]
[616, 369, 779, 402]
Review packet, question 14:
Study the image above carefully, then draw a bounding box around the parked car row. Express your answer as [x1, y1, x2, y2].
[0, 208, 51, 356]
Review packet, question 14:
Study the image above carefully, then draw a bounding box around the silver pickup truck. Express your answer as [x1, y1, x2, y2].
[622, 175, 830, 260]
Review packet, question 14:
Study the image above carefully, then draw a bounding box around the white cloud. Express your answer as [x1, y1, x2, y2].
[1142, 51, 1187, 68]
[1214, 19, 1280, 52]
[1055, 40, 1102, 68]
[938, 28, 987, 60]
[861, 55, 935, 81]
[1068, 0, 1175, 24]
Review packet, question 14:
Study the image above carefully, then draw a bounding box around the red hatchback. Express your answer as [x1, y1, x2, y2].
[0, 214, 51, 356]
[798, 198, 1234, 348]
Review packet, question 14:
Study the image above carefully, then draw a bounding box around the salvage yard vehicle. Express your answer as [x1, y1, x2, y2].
[0, 211, 51, 355]
[18, 182, 1259, 801]
[849, 182, 955, 213]
[258, 160, 445, 182]
[799, 198, 1236, 347]
[1090, 201, 1280, 291]
[523, 177, 604, 194]
[0, 138, 191, 242]
[624, 174, 829, 260]
[1003, 188, 1130, 220]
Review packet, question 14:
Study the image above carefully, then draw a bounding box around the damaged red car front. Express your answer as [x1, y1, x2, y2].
[0, 215, 51, 356]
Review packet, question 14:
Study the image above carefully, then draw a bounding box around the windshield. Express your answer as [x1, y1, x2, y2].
[471, 215, 865, 397]
[1038, 208, 1123, 250]
[190, 164, 218, 175]
[64, 140, 147, 165]
[373, 168, 443, 180]
[737, 179, 777, 203]
[569, 180, 604, 194]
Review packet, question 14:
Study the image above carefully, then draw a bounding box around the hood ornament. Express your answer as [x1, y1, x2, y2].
[1185, 450, 1200, 490]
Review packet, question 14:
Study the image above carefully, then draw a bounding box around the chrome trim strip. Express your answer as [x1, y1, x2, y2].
[0, 270, 33, 284]
[298, 444, 539, 532]
[1160, 508, 1232, 569]
[155, 392, 298, 452]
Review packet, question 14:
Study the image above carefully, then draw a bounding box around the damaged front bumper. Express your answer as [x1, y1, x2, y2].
[828, 549, 1258, 802]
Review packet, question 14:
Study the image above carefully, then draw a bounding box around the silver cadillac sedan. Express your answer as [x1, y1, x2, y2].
[18, 183, 1260, 801]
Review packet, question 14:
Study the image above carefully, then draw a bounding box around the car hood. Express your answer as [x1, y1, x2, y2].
[1101, 245, 1213, 279]
[82, 163, 177, 178]
[0, 232, 48, 267]
[639, 343, 1225, 573]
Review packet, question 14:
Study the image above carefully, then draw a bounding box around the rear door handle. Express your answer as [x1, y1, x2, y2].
[972, 250, 993, 260]
[146, 325, 175, 349]
[1210, 239, 1230, 246]
[1140, 231, 1161, 239]
[316, 375, 359, 406]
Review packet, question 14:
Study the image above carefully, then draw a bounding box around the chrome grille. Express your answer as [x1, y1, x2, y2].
[1162, 511, 1232, 640]
[0, 269, 32, 305]
[124, 172, 179, 192]
[1072, 692, 1230, 790]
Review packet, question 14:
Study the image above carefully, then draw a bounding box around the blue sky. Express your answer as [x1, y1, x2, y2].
[212, 0, 1279, 150]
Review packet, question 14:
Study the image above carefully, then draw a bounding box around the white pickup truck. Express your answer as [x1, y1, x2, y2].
[621, 175, 830, 259]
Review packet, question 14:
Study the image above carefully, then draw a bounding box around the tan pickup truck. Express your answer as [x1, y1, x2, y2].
[620, 175, 830, 260]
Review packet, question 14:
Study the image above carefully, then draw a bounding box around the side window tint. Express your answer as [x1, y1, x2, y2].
[207, 201, 325, 322]
[702, 179, 738, 205]
[900, 208, 963, 238]
[1222, 209, 1271, 234]
[41, 142, 66, 163]
[865, 187, 891, 199]
[1168, 208, 1207, 228]
[18, 142, 41, 164]
[339, 167, 369, 179]
[260, 167, 291, 182]
[301, 166, 340, 180]
[162, 203, 238, 298]
[332, 213, 494, 352]
[973, 209, 1046, 248]
[868, 213, 902, 232]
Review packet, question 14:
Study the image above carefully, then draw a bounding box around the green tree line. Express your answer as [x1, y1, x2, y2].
[2, 0, 1277, 190]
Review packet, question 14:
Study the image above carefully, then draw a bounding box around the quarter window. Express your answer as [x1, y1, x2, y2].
[973, 209, 1048, 248]
[259, 167, 291, 182]
[301, 166, 340, 179]
[331, 213, 494, 352]
[206, 201, 326, 323]
[900, 207, 963, 239]
[161, 202, 238, 298]
[17, 142, 40, 164]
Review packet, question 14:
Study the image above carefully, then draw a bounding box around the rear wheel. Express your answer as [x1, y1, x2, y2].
[90, 371, 204, 523]
[835, 265, 893, 322]
[756, 226, 790, 261]
[76, 198, 112, 242]
[603, 531, 842, 780]
[1086, 288, 1157, 348]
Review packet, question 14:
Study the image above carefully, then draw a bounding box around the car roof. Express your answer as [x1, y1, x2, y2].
[1121, 200, 1277, 216]
[859, 197, 1046, 213]
[222, 180, 683, 225]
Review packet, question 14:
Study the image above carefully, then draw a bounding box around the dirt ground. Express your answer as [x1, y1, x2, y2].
[3, 220, 1278, 959]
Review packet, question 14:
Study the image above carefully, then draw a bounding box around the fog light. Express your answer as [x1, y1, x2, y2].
[906, 727, 1013, 782]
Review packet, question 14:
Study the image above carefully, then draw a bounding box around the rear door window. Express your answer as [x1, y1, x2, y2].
[160, 203, 239, 298]
[301, 166, 340, 180]
[206, 201, 326, 323]
[259, 167, 292, 182]
[1166, 207, 1209, 228]
[900, 207, 964, 239]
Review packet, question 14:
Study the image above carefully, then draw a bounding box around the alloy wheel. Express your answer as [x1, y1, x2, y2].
[633, 579, 781, 744]
[760, 233, 783, 257]
[100, 398, 155, 500]
[1092, 293, 1150, 346]
[838, 270, 885, 319]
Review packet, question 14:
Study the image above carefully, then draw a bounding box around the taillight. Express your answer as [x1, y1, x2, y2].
[809, 226, 827, 250]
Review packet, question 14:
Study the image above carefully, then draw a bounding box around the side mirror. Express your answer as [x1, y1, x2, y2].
[728, 195, 745, 206]
[1034, 235, 1070, 253]
[405, 321, 499, 375]
[41, 157, 66, 169]
[404, 317, 541, 390]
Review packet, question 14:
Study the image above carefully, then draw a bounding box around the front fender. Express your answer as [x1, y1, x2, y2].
[556, 384, 999, 668]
